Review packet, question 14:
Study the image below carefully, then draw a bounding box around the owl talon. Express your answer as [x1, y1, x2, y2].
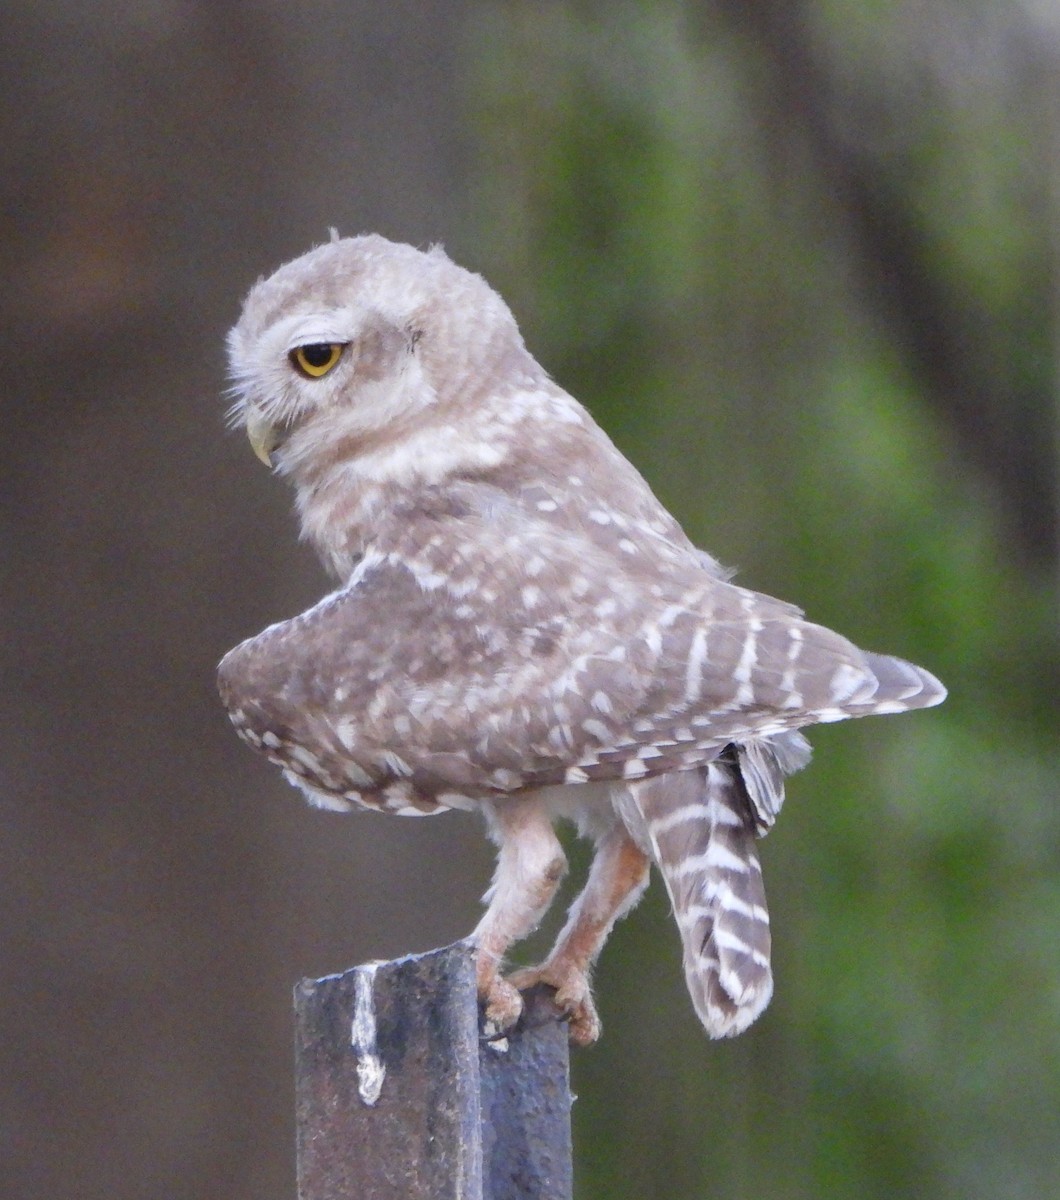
[507, 963, 602, 1045]
[480, 975, 525, 1039]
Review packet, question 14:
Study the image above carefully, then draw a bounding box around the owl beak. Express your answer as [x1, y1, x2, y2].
[246, 412, 281, 467]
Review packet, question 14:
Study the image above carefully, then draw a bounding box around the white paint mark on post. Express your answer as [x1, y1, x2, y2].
[351, 962, 386, 1106]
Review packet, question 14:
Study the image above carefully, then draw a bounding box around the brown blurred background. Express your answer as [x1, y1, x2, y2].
[3, 3, 1057, 1198]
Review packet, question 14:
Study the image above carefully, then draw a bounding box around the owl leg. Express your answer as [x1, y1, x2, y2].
[473, 798, 568, 1038]
[508, 823, 650, 1045]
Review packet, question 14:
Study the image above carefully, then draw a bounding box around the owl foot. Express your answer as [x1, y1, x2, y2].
[507, 961, 601, 1046]
[479, 973, 525, 1040]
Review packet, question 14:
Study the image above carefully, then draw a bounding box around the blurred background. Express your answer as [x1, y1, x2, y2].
[2, 2, 1057, 1197]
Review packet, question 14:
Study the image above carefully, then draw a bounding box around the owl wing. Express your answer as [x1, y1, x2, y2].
[218, 488, 944, 808]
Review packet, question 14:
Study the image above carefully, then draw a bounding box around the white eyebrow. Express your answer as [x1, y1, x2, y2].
[273, 309, 359, 354]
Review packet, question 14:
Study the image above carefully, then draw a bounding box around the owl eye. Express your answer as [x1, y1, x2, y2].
[290, 342, 345, 378]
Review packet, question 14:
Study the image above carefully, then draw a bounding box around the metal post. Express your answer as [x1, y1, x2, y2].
[294, 941, 573, 1200]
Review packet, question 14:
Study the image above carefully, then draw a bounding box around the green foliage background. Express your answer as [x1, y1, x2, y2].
[465, 5, 1058, 1197]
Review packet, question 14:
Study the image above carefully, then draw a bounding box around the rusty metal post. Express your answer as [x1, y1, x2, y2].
[294, 941, 573, 1200]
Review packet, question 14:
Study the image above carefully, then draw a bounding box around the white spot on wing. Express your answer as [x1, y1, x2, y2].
[490, 768, 523, 790]
[289, 743, 323, 773]
[302, 787, 353, 812]
[830, 662, 872, 704]
[684, 627, 709, 704]
[380, 750, 413, 777]
[438, 792, 477, 811]
[814, 707, 848, 723]
[581, 718, 613, 743]
[731, 619, 764, 706]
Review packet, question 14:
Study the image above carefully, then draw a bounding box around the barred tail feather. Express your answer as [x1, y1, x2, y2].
[632, 759, 773, 1038]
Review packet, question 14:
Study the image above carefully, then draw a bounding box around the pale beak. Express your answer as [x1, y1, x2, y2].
[246, 412, 281, 467]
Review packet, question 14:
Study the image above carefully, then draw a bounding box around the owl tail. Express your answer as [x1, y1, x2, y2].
[631, 753, 776, 1038]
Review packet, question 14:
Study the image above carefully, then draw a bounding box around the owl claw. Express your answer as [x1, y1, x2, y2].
[480, 975, 525, 1040]
[507, 963, 601, 1046]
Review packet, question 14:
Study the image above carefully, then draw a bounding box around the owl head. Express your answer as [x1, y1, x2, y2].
[225, 234, 529, 478]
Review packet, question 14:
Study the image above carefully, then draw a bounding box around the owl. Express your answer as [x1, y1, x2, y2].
[219, 234, 945, 1045]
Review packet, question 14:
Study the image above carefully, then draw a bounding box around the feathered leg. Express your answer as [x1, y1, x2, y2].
[509, 822, 651, 1045]
[473, 798, 568, 1036]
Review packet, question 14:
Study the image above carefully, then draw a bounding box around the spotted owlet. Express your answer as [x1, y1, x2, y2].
[219, 234, 945, 1045]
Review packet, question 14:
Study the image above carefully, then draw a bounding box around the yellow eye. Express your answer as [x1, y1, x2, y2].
[290, 342, 345, 378]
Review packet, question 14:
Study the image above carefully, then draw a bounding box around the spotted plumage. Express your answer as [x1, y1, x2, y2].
[219, 234, 946, 1043]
